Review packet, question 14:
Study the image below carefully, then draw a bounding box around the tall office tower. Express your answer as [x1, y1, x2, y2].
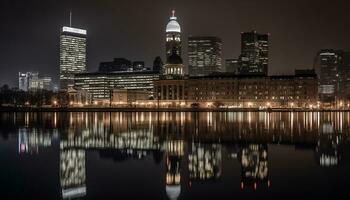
[99, 58, 132, 72]
[238, 31, 269, 75]
[60, 26, 87, 90]
[315, 49, 350, 102]
[225, 59, 240, 74]
[166, 10, 181, 59]
[188, 36, 222, 76]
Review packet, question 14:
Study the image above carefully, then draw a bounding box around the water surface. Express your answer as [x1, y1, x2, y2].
[0, 112, 349, 199]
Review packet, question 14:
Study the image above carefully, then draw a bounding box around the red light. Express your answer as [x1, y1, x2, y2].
[268, 180, 271, 188]
[254, 182, 257, 190]
[240, 182, 244, 189]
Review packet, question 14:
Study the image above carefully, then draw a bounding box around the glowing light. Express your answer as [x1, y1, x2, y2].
[62, 26, 87, 35]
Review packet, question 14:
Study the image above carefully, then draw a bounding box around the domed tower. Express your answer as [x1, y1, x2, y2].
[163, 47, 185, 77]
[166, 10, 181, 59]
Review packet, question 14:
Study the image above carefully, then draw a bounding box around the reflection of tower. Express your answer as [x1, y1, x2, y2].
[165, 140, 184, 200]
[239, 144, 270, 190]
[60, 149, 86, 199]
[315, 123, 341, 167]
[166, 10, 181, 59]
[188, 142, 222, 181]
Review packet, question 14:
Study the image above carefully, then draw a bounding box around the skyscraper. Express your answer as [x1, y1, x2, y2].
[60, 26, 87, 90]
[238, 31, 269, 75]
[188, 36, 222, 76]
[315, 49, 350, 103]
[166, 10, 181, 59]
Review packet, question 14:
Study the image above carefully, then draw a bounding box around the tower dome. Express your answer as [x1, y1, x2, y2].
[166, 10, 181, 33]
[167, 48, 183, 64]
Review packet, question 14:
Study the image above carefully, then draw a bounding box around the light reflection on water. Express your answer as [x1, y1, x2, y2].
[0, 112, 350, 199]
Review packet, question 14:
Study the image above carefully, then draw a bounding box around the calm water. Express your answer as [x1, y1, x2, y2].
[0, 112, 350, 199]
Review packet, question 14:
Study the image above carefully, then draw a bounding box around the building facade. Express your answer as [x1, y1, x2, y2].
[225, 59, 239, 74]
[18, 72, 52, 91]
[74, 71, 160, 101]
[111, 89, 150, 106]
[99, 58, 132, 72]
[239, 31, 269, 76]
[166, 10, 182, 59]
[19, 72, 33, 91]
[315, 49, 350, 105]
[155, 71, 318, 108]
[188, 36, 222, 76]
[60, 26, 87, 90]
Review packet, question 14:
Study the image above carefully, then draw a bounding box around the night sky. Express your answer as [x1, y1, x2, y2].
[0, 0, 349, 86]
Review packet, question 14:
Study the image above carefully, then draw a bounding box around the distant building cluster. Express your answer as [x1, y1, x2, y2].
[15, 10, 350, 109]
[18, 72, 52, 91]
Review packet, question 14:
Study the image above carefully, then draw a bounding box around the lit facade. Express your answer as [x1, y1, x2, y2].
[166, 10, 182, 59]
[155, 71, 318, 108]
[60, 26, 87, 90]
[315, 49, 350, 104]
[74, 71, 160, 101]
[239, 31, 269, 76]
[18, 72, 33, 91]
[111, 89, 150, 106]
[18, 72, 52, 91]
[188, 36, 222, 76]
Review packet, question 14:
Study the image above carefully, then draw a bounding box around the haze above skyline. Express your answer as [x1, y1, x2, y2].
[0, 0, 349, 86]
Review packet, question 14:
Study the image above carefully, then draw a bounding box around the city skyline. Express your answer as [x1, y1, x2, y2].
[1, 0, 350, 86]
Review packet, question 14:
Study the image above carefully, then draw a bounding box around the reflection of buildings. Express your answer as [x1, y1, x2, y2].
[13, 112, 350, 198]
[188, 143, 222, 181]
[18, 128, 53, 154]
[165, 140, 184, 200]
[239, 144, 269, 190]
[60, 149, 86, 199]
[315, 122, 342, 167]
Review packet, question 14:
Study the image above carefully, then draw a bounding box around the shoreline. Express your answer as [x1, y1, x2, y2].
[1, 107, 350, 112]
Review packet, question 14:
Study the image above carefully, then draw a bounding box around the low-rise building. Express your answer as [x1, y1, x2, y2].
[74, 71, 160, 102]
[111, 89, 151, 107]
[154, 71, 318, 108]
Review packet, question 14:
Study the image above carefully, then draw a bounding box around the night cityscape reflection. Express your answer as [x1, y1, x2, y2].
[1, 112, 350, 199]
[1, 1, 350, 199]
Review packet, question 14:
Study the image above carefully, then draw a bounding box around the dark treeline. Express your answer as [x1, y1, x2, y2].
[0, 85, 55, 107]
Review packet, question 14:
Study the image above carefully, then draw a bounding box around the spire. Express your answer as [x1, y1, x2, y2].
[69, 10, 72, 27]
[170, 10, 177, 20]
